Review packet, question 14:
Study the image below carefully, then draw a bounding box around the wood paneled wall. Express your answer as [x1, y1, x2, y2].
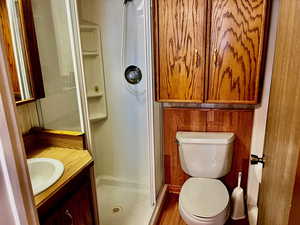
[16, 102, 40, 134]
[163, 108, 254, 193]
[164, 108, 206, 193]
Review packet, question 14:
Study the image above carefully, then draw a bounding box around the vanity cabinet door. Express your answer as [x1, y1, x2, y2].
[42, 182, 94, 225]
[42, 209, 69, 225]
[154, 0, 207, 103]
[207, 0, 268, 104]
[61, 182, 94, 225]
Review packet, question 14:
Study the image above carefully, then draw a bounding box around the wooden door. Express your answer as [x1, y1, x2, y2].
[258, 0, 300, 224]
[288, 152, 300, 225]
[154, 0, 207, 102]
[207, 0, 268, 104]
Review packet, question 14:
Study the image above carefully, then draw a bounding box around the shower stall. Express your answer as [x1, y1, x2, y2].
[31, 0, 164, 224]
[75, 0, 164, 224]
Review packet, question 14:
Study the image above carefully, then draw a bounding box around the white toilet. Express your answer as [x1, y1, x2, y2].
[176, 132, 235, 225]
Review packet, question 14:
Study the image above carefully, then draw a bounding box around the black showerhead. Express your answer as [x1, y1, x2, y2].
[124, 0, 133, 4]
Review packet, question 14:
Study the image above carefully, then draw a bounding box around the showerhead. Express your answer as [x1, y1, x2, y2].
[124, 0, 133, 5]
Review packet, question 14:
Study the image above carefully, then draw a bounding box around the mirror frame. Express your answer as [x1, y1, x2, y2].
[0, 0, 45, 105]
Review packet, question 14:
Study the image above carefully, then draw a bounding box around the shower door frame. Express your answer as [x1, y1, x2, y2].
[143, 0, 158, 206]
[65, 0, 100, 224]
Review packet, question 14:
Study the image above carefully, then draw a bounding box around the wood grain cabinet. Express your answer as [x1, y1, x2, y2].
[40, 170, 95, 225]
[62, 182, 94, 225]
[154, 0, 269, 104]
[42, 182, 94, 225]
[0, 0, 45, 103]
[154, 0, 207, 103]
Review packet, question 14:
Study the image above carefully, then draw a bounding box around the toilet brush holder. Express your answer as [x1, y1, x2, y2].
[231, 172, 246, 220]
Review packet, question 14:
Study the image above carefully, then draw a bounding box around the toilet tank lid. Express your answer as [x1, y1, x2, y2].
[176, 132, 235, 144]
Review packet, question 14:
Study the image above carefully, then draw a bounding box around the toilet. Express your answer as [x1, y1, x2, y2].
[176, 132, 235, 225]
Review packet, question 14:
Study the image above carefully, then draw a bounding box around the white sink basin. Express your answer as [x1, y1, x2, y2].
[27, 158, 64, 196]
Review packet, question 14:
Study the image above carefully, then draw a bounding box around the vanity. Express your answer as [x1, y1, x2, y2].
[1, 0, 100, 223]
[24, 130, 98, 225]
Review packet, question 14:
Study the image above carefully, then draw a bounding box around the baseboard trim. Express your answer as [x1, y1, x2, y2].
[149, 184, 168, 225]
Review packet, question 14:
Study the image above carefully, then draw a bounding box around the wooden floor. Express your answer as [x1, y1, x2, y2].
[157, 194, 249, 225]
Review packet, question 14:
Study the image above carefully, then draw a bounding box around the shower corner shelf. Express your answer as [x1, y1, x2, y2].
[83, 50, 99, 56]
[79, 20, 99, 31]
[89, 113, 107, 122]
[87, 92, 103, 99]
[80, 18, 108, 126]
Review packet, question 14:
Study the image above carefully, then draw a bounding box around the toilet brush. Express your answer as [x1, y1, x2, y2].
[231, 172, 246, 220]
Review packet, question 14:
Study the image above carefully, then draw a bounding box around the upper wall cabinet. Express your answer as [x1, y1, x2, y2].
[154, 0, 269, 104]
[207, 0, 268, 104]
[154, 0, 207, 103]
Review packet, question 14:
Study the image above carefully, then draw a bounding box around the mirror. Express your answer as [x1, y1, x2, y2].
[0, 0, 44, 103]
[1, 0, 83, 132]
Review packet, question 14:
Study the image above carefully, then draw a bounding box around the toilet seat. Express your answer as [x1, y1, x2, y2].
[179, 201, 230, 225]
[179, 178, 229, 224]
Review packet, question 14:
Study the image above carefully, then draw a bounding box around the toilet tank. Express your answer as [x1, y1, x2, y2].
[176, 132, 235, 178]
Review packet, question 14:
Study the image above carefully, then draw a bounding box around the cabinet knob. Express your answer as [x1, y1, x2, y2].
[65, 210, 74, 225]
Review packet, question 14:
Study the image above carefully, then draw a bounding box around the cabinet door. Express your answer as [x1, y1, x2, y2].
[155, 0, 207, 102]
[42, 208, 70, 225]
[41, 183, 94, 225]
[207, 0, 268, 104]
[62, 183, 94, 225]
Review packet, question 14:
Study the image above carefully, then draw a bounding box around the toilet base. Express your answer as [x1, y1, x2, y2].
[179, 201, 230, 225]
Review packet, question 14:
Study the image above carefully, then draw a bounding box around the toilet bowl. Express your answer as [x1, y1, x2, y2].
[179, 178, 230, 225]
[176, 132, 235, 225]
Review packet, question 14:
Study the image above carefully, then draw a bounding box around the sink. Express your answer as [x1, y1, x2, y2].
[27, 158, 64, 196]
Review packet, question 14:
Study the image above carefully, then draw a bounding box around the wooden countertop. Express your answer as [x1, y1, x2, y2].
[28, 146, 93, 208]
